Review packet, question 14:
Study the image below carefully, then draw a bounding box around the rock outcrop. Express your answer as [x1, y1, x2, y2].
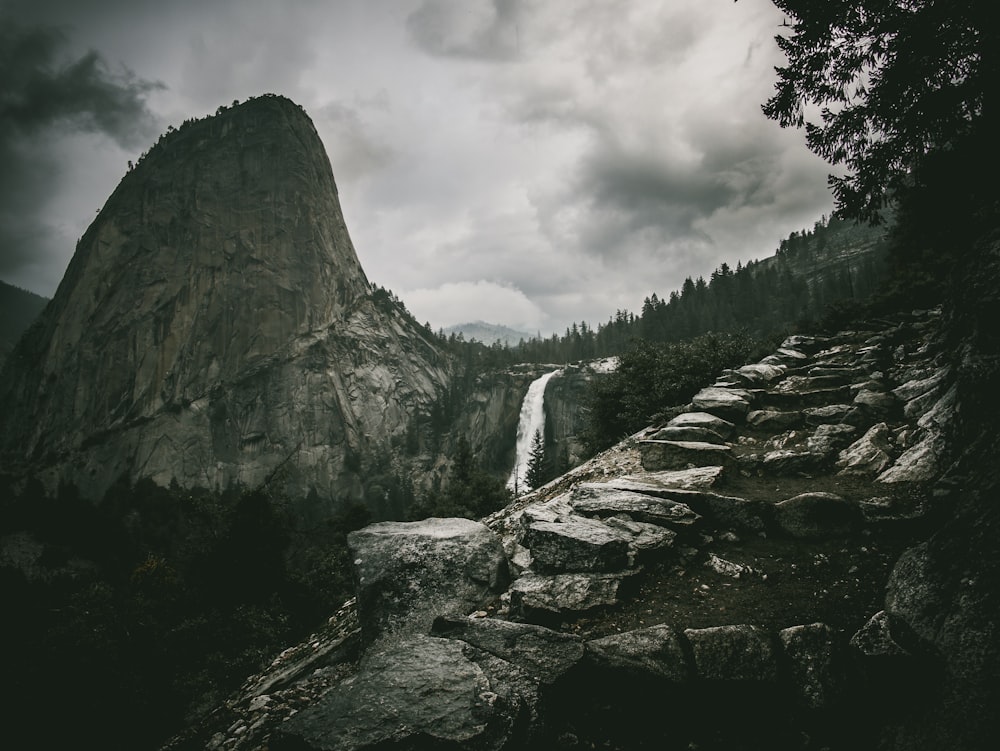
[163, 306, 992, 751]
[0, 96, 449, 503]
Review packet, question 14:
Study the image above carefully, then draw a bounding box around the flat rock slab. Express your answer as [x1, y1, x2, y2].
[604, 516, 677, 556]
[684, 624, 779, 683]
[690, 387, 753, 420]
[431, 615, 584, 685]
[510, 572, 630, 619]
[273, 635, 506, 751]
[667, 411, 736, 433]
[649, 425, 729, 443]
[640, 440, 733, 472]
[612, 465, 726, 492]
[524, 517, 631, 573]
[585, 624, 691, 682]
[570, 484, 700, 529]
[774, 492, 862, 538]
[348, 518, 509, 645]
[746, 409, 803, 431]
[802, 404, 855, 426]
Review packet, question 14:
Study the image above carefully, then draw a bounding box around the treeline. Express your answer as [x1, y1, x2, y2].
[379, 214, 889, 370]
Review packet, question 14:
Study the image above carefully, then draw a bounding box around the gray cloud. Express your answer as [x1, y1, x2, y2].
[407, 0, 522, 61]
[0, 1, 836, 333]
[0, 19, 163, 286]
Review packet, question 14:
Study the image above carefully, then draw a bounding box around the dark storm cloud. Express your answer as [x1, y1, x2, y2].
[0, 20, 163, 283]
[407, 0, 522, 61]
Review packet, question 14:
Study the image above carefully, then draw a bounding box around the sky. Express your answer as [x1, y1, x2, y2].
[0, 0, 836, 336]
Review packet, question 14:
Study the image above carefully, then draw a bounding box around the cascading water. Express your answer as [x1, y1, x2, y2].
[507, 369, 562, 493]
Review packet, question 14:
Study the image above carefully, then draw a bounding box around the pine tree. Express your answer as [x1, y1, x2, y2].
[524, 430, 548, 491]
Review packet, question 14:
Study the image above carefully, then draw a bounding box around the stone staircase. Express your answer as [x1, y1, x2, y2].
[164, 308, 954, 751]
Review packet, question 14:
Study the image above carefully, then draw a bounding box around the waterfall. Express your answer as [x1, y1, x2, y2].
[507, 369, 561, 493]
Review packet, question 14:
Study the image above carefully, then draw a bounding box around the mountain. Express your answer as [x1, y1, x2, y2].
[0, 95, 450, 503]
[443, 320, 534, 346]
[0, 281, 49, 371]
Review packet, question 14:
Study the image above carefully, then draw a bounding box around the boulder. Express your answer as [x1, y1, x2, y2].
[666, 412, 736, 439]
[431, 615, 584, 685]
[585, 624, 691, 682]
[569, 484, 700, 528]
[684, 624, 779, 683]
[690, 387, 753, 421]
[272, 635, 525, 751]
[773, 492, 862, 538]
[524, 517, 632, 573]
[509, 572, 630, 620]
[779, 623, 846, 710]
[837, 422, 894, 477]
[849, 611, 915, 659]
[348, 518, 509, 645]
[877, 432, 946, 483]
[639, 440, 733, 472]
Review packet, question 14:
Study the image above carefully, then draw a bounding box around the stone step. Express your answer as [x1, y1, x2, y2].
[509, 572, 634, 621]
[639, 440, 734, 472]
[570, 484, 701, 528]
[524, 517, 633, 573]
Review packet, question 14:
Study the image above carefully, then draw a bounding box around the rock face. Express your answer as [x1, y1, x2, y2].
[0, 96, 449, 502]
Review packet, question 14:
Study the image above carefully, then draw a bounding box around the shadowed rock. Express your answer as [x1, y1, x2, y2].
[431, 614, 584, 684]
[348, 518, 509, 645]
[585, 624, 691, 682]
[779, 623, 846, 710]
[272, 635, 522, 751]
[684, 624, 779, 683]
[774, 492, 862, 538]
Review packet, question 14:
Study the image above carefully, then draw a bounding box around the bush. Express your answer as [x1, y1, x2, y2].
[584, 331, 763, 452]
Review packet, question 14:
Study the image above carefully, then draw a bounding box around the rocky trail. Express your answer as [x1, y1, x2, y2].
[165, 307, 956, 750]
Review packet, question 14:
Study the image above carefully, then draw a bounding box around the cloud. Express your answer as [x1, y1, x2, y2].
[0, 19, 163, 290]
[407, 0, 522, 61]
[399, 279, 545, 330]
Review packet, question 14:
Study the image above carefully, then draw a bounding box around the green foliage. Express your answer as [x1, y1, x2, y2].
[410, 437, 513, 520]
[584, 331, 764, 452]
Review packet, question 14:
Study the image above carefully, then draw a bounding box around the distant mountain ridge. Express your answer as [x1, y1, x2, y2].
[443, 320, 534, 346]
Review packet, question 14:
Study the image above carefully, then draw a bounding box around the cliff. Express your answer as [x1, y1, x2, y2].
[0, 95, 449, 503]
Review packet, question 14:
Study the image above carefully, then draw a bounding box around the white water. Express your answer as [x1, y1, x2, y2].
[506, 369, 562, 493]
